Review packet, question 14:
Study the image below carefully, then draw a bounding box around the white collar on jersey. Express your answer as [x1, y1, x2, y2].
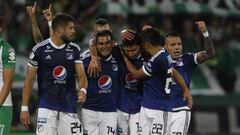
[171, 55, 183, 63]
[49, 38, 66, 49]
[98, 55, 113, 61]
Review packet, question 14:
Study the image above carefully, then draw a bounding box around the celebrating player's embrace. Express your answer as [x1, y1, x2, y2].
[14, 2, 215, 135]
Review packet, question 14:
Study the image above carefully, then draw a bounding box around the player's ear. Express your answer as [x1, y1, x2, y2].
[111, 40, 116, 47]
[164, 44, 167, 48]
[57, 27, 64, 34]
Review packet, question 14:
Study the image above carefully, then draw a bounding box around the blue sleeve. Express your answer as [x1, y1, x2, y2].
[143, 55, 167, 76]
[75, 47, 83, 64]
[28, 48, 40, 68]
[185, 53, 197, 68]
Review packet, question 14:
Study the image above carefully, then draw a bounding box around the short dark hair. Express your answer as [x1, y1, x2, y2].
[95, 18, 109, 25]
[0, 16, 3, 28]
[166, 31, 181, 38]
[95, 30, 113, 43]
[140, 28, 165, 46]
[52, 13, 75, 31]
[122, 31, 142, 47]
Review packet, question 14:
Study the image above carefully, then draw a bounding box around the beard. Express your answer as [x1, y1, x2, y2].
[60, 35, 71, 43]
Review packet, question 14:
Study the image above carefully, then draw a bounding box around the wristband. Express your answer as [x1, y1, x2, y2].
[21, 106, 28, 112]
[121, 29, 127, 33]
[48, 21, 52, 27]
[203, 31, 209, 37]
[80, 88, 87, 94]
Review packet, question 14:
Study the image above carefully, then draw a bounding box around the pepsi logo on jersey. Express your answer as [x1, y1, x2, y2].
[125, 73, 139, 90]
[53, 66, 67, 84]
[98, 75, 112, 93]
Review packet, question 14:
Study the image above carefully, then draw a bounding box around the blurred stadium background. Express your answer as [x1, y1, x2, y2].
[1, 0, 240, 134]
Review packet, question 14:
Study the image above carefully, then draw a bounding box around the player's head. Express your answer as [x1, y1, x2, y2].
[0, 16, 3, 32]
[94, 18, 111, 33]
[140, 28, 164, 54]
[122, 31, 142, 59]
[95, 30, 115, 58]
[52, 13, 75, 43]
[164, 31, 183, 60]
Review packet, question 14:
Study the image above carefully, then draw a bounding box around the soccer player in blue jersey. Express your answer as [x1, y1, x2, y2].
[165, 21, 215, 135]
[20, 13, 88, 135]
[116, 31, 148, 135]
[122, 28, 192, 135]
[88, 18, 135, 78]
[81, 30, 119, 135]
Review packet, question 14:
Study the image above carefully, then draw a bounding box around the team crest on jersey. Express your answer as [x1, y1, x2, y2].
[53, 66, 67, 81]
[66, 53, 73, 60]
[112, 63, 118, 71]
[176, 61, 184, 66]
[125, 73, 138, 88]
[98, 75, 112, 93]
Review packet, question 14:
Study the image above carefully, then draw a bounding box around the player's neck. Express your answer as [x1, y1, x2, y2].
[51, 34, 64, 46]
[149, 46, 163, 56]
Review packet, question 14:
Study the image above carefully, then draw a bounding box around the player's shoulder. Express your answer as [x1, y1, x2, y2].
[150, 48, 168, 61]
[32, 38, 50, 52]
[80, 49, 91, 60]
[182, 52, 195, 59]
[68, 42, 81, 51]
[0, 38, 13, 49]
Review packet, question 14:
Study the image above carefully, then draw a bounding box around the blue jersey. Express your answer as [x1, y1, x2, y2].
[170, 53, 197, 111]
[142, 48, 173, 111]
[81, 50, 119, 112]
[117, 53, 147, 114]
[28, 38, 82, 113]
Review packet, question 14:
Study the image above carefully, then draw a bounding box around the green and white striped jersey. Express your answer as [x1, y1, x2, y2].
[0, 38, 16, 106]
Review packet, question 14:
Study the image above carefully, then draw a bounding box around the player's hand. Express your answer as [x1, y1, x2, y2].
[195, 21, 207, 33]
[121, 29, 135, 41]
[43, 4, 53, 21]
[87, 39, 101, 78]
[77, 91, 86, 103]
[20, 111, 31, 128]
[183, 90, 193, 109]
[26, 1, 37, 18]
[87, 56, 101, 78]
[142, 25, 152, 30]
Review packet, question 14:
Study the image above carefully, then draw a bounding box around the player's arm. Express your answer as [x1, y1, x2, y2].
[26, 2, 43, 43]
[20, 66, 37, 127]
[75, 63, 88, 103]
[172, 68, 193, 109]
[195, 21, 215, 64]
[122, 52, 147, 79]
[43, 4, 53, 37]
[0, 45, 16, 106]
[88, 38, 101, 77]
[0, 68, 15, 105]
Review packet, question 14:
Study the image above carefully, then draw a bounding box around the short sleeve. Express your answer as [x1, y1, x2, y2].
[73, 44, 83, 64]
[2, 44, 16, 68]
[28, 49, 39, 68]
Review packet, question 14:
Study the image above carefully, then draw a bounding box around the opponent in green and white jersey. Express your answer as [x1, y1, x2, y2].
[0, 38, 16, 135]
